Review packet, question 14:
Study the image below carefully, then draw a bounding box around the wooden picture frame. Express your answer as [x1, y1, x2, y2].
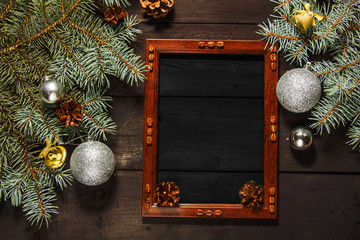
[142, 39, 278, 219]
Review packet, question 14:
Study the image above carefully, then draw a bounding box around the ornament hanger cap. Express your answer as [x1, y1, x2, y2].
[305, 62, 311, 70]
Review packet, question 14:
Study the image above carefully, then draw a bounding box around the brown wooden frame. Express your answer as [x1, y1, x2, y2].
[142, 39, 278, 219]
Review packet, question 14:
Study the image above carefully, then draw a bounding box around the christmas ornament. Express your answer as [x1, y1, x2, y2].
[292, 3, 324, 34]
[276, 63, 321, 113]
[104, 4, 127, 24]
[70, 139, 115, 186]
[239, 181, 263, 208]
[288, 126, 313, 150]
[140, 0, 174, 18]
[39, 76, 64, 103]
[155, 181, 180, 207]
[55, 100, 83, 127]
[39, 138, 67, 169]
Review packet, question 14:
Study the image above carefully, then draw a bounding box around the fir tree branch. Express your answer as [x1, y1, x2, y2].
[41, 0, 49, 26]
[317, 59, 360, 76]
[15, 50, 46, 75]
[322, 0, 358, 39]
[15, 10, 32, 44]
[48, 30, 95, 85]
[0, 0, 13, 20]
[82, 97, 103, 107]
[34, 184, 45, 218]
[0, 102, 47, 221]
[265, 32, 302, 40]
[282, 14, 295, 25]
[82, 109, 107, 132]
[0, 0, 82, 55]
[97, 44, 105, 76]
[2, 56, 58, 140]
[105, 45, 141, 77]
[67, 20, 104, 43]
[293, 42, 306, 57]
[279, 0, 292, 8]
[317, 101, 341, 126]
[0, 103, 36, 179]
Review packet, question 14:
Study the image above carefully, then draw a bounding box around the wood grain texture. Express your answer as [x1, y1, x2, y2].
[2, 0, 360, 238]
[159, 53, 264, 97]
[1, 171, 359, 240]
[128, 0, 276, 24]
[158, 97, 264, 171]
[108, 98, 360, 173]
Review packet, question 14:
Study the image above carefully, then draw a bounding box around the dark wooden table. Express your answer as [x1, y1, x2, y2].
[1, 1, 359, 239]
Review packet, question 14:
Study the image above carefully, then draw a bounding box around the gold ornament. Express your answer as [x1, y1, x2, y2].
[39, 138, 67, 169]
[292, 3, 324, 34]
[140, 0, 174, 18]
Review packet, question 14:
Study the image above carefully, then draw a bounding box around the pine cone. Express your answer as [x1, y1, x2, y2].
[55, 100, 83, 127]
[140, 0, 174, 18]
[154, 181, 180, 207]
[104, 4, 127, 24]
[239, 181, 263, 208]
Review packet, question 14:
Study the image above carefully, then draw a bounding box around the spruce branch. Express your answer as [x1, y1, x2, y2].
[1, 0, 144, 227]
[260, 0, 360, 149]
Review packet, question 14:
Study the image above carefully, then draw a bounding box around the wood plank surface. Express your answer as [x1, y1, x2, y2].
[159, 53, 264, 97]
[158, 97, 264, 171]
[127, 0, 276, 24]
[109, 97, 360, 173]
[1, 171, 359, 240]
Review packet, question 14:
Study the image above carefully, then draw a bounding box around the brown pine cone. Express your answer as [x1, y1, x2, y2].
[55, 100, 83, 127]
[140, 0, 174, 18]
[239, 181, 264, 208]
[154, 181, 180, 207]
[104, 4, 127, 24]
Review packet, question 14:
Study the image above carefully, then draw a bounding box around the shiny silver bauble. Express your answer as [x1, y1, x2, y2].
[288, 126, 313, 150]
[39, 76, 63, 103]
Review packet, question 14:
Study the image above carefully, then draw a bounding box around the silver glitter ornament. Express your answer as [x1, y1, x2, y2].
[40, 76, 63, 103]
[70, 140, 115, 186]
[276, 63, 321, 113]
[288, 126, 313, 150]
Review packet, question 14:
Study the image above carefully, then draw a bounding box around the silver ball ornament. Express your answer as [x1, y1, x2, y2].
[70, 141, 115, 186]
[40, 76, 63, 103]
[288, 126, 313, 150]
[276, 67, 321, 113]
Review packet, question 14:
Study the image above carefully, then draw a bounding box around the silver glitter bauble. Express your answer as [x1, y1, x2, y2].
[40, 76, 63, 103]
[70, 141, 115, 186]
[288, 126, 313, 150]
[276, 67, 321, 113]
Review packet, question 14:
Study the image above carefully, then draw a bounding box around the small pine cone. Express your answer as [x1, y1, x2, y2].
[239, 181, 263, 208]
[154, 181, 180, 207]
[104, 4, 127, 24]
[55, 100, 83, 127]
[140, 0, 174, 18]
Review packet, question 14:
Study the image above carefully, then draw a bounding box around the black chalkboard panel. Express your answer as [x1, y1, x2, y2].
[159, 54, 264, 97]
[158, 97, 264, 172]
[157, 53, 265, 204]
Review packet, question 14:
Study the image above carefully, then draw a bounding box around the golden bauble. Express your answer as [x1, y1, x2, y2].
[39, 139, 67, 169]
[44, 146, 67, 169]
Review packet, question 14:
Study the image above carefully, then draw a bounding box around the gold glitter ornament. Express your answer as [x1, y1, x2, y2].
[292, 3, 325, 34]
[39, 138, 67, 169]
